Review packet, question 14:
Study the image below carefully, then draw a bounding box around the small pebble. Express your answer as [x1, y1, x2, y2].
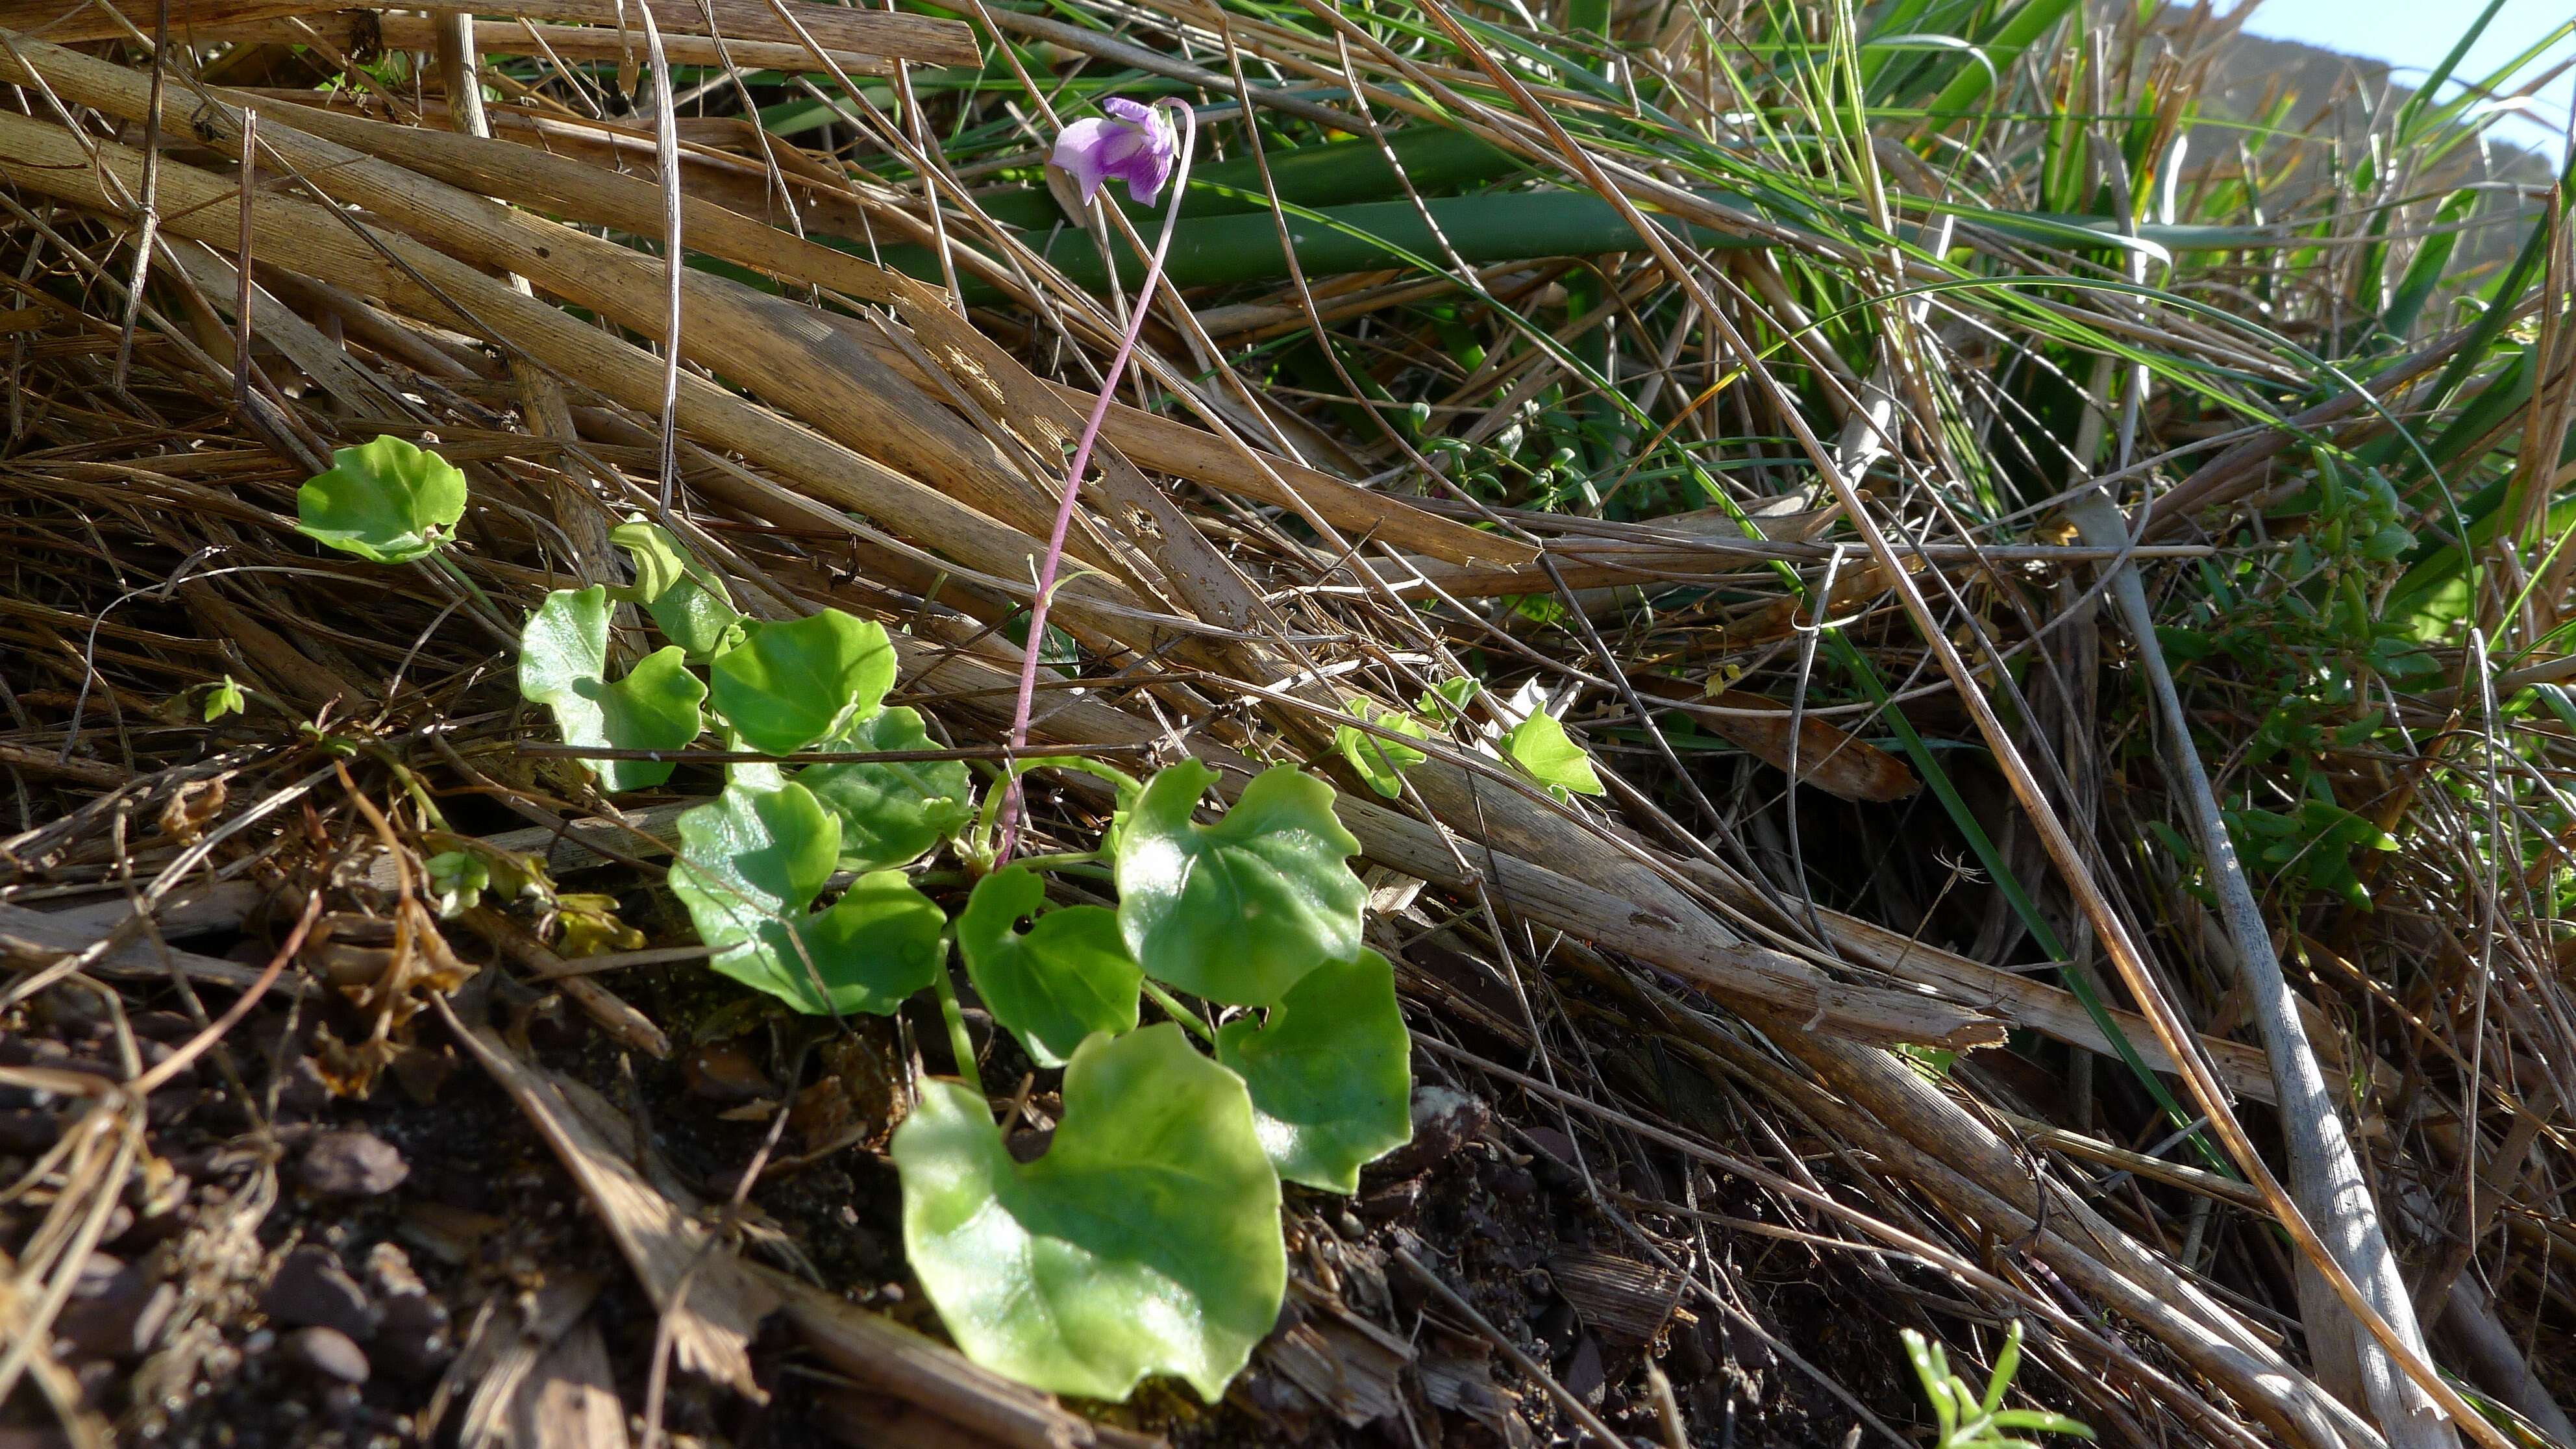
[0, 1109, 62, 1154]
[261, 1245, 379, 1341]
[300, 1130, 408, 1197]
[53, 1253, 175, 1359]
[682, 1039, 775, 1104]
[282, 1326, 371, 1385]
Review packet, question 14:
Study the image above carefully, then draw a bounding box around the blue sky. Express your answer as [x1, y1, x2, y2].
[2235, 0, 2575, 151]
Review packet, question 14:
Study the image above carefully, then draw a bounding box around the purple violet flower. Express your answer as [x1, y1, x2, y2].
[1050, 97, 1179, 207]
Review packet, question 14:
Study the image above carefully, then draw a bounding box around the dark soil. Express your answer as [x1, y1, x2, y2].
[0, 882, 1935, 1449]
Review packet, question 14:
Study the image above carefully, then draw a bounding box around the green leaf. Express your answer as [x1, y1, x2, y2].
[611, 517, 745, 661]
[669, 780, 944, 1015]
[1503, 711, 1605, 800]
[203, 675, 246, 722]
[295, 434, 468, 564]
[1114, 762, 1365, 1006]
[800, 706, 974, 872]
[519, 586, 706, 793]
[1418, 676, 1480, 722]
[708, 610, 897, 756]
[958, 867, 1141, 1068]
[893, 1024, 1285, 1402]
[1215, 949, 1411, 1193]
[423, 850, 488, 919]
[1332, 701, 1428, 799]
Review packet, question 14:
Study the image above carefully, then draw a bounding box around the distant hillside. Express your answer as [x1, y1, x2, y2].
[2178, 29, 2558, 284]
[2196, 31, 2559, 186]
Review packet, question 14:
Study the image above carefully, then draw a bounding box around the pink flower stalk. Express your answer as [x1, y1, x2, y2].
[1050, 97, 1180, 207]
[998, 99, 1197, 863]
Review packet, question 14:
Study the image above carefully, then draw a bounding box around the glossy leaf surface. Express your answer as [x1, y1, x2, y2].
[1115, 761, 1364, 1006]
[1217, 950, 1412, 1193]
[295, 434, 468, 564]
[1503, 711, 1605, 800]
[709, 610, 897, 755]
[958, 867, 1141, 1067]
[894, 1025, 1283, 1402]
[669, 780, 943, 1015]
[612, 517, 745, 660]
[800, 706, 974, 872]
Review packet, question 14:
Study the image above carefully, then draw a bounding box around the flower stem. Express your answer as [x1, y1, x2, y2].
[997, 100, 1198, 864]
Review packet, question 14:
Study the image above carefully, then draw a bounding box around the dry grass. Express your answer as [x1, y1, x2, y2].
[0, 0, 2571, 1446]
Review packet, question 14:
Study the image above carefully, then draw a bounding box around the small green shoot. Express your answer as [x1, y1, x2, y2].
[423, 850, 489, 919]
[1903, 1321, 2094, 1449]
[203, 675, 247, 722]
[611, 516, 747, 661]
[1333, 699, 1429, 798]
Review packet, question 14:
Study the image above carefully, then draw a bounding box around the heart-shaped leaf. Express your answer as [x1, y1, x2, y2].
[611, 517, 745, 661]
[1333, 700, 1428, 799]
[800, 706, 974, 872]
[1503, 711, 1605, 800]
[709, 610, 897, 756]
[958, 867, 1141, 1067]
[1115, 762, 1364, 1006]
[1217, 950, 1412, 1193]
[519, 586, 706, 793]
[669, 780, 943, 1015]
[295, 434, 469, 564]
[894, 1024, 1285, 1402]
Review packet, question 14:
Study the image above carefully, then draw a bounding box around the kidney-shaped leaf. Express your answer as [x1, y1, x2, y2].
[959, 867, 1141, 1067]
[1115, 761, 1364, 1006]
[612, 517, 745, 661]
[669, 780, 942, 1015]
[709, 610, 897, 756]
[1217, 950, 1413, 1193]
[1503, 711, 1606, 800]
[800, 706, 974, 872]
[894, 1024, 1284, 1403]
[295, 434, 469, 564]
[519, 586, 705, 793]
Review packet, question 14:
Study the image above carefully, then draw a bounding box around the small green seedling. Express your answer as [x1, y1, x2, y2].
[295, 435, 468, 564]
[611, 517, 746, 661]
[203, 675, 247, 722]
[1903, 1321, 2094, 1449]
[1334, 699, 1429, 798]
[423, 849, 489, 919]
